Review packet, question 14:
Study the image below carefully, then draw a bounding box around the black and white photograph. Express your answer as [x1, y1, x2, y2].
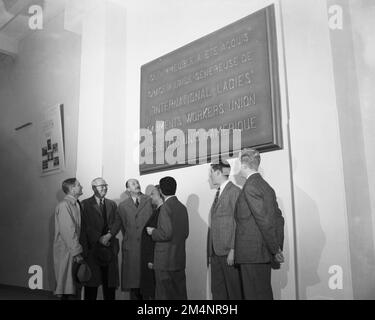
[0, 0, 374, 309]
[53, 143, 58, 153]
[47, 138, 52, 151]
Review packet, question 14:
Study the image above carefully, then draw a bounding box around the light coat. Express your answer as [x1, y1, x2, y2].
[53, 195, 83, 295]
[115, 192, 153, 290]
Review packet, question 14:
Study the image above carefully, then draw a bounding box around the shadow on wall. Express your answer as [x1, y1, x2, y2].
[294, 185, 326, 299]
[272, 197, 289, 300]
[185, 194, 208, 300]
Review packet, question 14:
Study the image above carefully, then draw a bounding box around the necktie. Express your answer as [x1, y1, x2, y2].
[135, 197, 139, 208]
[100, 199, 108, 233]
[212, 187, 220, 208]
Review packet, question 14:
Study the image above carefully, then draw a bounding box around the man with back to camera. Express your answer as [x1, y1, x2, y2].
[146, 176, 189, 300]
[53, 178, 84, 300]
[208, 160, 243, 300]
[234, 148, 285, 300]
[80, 177, 120, 300]
[113, 179, 153, 300]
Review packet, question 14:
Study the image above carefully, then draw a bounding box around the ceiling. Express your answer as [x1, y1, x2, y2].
[0, 0, 72, 56]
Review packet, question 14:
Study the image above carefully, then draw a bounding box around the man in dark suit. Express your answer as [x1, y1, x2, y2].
[208, 161, 242, 300]
[234, 148, 285, 300]
[114, 179, 153, 300]
[146, 176, 189, 300]
[80, 177, 120, 300]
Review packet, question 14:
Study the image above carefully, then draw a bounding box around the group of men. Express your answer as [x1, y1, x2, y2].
[208, 148, 284, 300]
[53, 148, 284, 300]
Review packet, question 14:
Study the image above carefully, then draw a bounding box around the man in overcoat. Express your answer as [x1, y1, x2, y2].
[114, 179, 153, 300]
[53, 178, 84, 300]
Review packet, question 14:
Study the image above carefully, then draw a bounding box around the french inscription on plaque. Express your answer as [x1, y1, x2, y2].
[140, 4, 282, 174]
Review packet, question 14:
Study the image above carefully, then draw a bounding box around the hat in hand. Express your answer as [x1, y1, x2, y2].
[72, 261, 92, 284]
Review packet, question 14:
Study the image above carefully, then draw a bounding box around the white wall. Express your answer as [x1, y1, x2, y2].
[0, 0, 362, 300]
[0, 12, 82, 289]
[281, 0, 352, 299]
[76, 0, 354, 299]
[112, 0, 354, 299]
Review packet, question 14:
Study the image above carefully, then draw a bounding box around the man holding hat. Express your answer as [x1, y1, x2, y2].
[80, 177, 121, 300]
[54, 178, 84, 300]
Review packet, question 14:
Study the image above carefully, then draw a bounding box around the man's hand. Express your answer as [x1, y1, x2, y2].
[99, 233, 112, 247]
[146, 227, 155, 235]
[227, 249, 235, 266]
[147, 262, 153, 269]
[274, 249, 284, 263]
[74, 254, 84, 264]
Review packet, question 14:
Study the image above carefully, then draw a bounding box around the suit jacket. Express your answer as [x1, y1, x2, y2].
[114, 192, 153, 290]
[80, 196, 120, 288]
[207, 181, 241, 258]
[152, 196, 189, 271]
[234, 173, 284, 264]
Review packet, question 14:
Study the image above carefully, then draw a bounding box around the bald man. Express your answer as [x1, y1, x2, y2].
[113, 179, 153, 300]
[80, 178, 121, 300]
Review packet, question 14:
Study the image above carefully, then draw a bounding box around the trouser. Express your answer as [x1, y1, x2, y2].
[59, 293, 80, 300]
[239, 263, 273, 300]
[59, 287, 81, 300]
[154, 269, 187, 300]
[129, 288, 143, 300]
[211, 254, 242, 300]
[84, 266, 116, 300]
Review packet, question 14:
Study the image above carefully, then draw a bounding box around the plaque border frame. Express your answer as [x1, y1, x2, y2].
[139, 4, 283, 175]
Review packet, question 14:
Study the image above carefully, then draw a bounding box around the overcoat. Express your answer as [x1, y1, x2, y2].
[116, 192, 153, 290]
[53, 195, 83, 295]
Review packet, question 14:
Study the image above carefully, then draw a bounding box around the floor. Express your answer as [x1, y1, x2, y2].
[0, 285, 58, 300]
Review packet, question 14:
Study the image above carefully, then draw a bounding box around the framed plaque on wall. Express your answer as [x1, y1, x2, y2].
[140, 4, 282, 175]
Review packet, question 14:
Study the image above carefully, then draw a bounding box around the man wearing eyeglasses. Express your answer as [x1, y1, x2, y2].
[80, 177, 121, 300]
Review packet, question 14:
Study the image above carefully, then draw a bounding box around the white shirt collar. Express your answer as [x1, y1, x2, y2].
[219, 180, 230, 196]
[156, 203, 163, 209]
[164, 195, 176, 202]
[95, 195, 104, 205]
[247, 171, 258, 180]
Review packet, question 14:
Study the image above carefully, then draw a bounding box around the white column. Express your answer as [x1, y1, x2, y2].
[76, 0, 106, 193]
[282, 0, 353, 299]
[75, 0, 127, 200]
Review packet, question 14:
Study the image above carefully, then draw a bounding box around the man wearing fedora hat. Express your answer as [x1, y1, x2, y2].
[80, 177, 121, 300]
